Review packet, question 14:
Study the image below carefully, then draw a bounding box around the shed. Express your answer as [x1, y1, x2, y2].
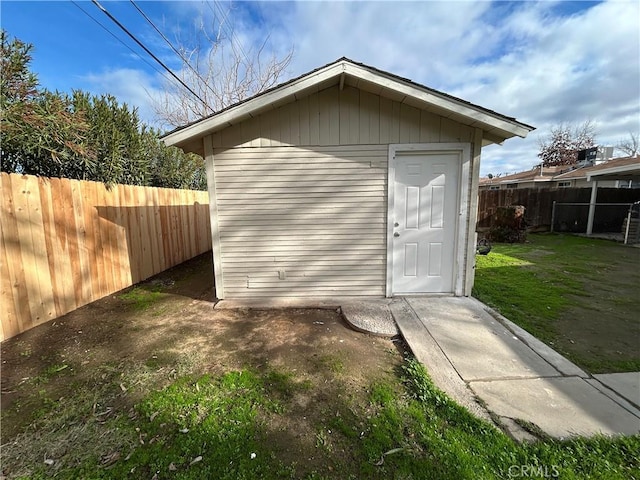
[163, 58, 534, 301]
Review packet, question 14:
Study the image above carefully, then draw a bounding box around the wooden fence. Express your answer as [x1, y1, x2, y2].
[477, 187, 640, 230]
[0, 173, 211, 341]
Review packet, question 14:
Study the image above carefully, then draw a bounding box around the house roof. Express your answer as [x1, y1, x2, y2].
[479, 156, 640, 186]
[551, 166, 593, 180]
[585, 155, 640, 181]
[162, 57, 534, 153]
[479, 165, 568, 186]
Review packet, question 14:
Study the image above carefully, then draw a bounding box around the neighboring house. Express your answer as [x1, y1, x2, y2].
[479, 156, 640, 191]
[480, 165, 570, 190]
[163, 58, 533, 300]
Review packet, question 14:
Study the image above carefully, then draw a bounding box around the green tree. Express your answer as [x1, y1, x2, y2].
[69, 93, 207, 188]
[1, 30, 93, 176]
[70, 91, 150, 185]
[1, 31, 207, 190]
[537, 120, 597, 166]
[147, 138, 207, 190]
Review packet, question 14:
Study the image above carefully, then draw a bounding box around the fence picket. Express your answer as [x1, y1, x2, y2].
[71, 179, 92, 305]
[51, 177, 77, 315]
[0, 174, 26, 338]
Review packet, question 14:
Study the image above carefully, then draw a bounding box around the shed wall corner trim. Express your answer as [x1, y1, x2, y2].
[204, 134, 225, 299]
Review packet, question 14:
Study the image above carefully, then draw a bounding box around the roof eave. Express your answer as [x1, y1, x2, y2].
[340, 63, 533, 141]
[163, 59, 535, 149]
[587, 164, 640, 181]
[162, 62, 345, 148]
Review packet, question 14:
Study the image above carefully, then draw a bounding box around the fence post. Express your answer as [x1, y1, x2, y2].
[550, 201, 556, 233]
[586, 182, 598, 235]
[624, 207, 632, 245]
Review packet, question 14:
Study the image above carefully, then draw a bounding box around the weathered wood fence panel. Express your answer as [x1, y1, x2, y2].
[0, 173, 211, 341]
[477, 188, 640, 230]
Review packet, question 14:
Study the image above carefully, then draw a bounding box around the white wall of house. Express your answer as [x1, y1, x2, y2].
[205, 85, 480, 299]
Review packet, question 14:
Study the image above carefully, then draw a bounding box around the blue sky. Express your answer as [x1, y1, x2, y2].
[2, 0, 639, 175]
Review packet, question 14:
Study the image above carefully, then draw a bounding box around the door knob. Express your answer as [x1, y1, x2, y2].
[394, 232, 400, 237]
[394, 222, 399, 227]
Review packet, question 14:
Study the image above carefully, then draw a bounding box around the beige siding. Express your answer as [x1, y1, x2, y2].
[212, 85, 475, 148]
[213, 145, 387, 298]
[210, 85, 476, 299]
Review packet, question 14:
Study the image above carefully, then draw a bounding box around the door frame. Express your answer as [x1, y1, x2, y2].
[386, 143, 471, 297]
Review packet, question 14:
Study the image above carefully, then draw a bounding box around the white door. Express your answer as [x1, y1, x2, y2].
[391, 152, 460, 294]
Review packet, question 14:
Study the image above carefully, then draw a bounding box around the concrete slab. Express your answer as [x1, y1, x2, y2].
[389, 299, 493, 423]
[497, 417, 539, 443]
[216, 297, 399, 336]
[214, 298, 343, 310]
[468, 298, 589, 378]
[586, 379, 640, 418]
[405, 297, 560, 381]
[593, 373, 640, 409]
[470, 376, 640, 438]
[341, 299, 399, 337]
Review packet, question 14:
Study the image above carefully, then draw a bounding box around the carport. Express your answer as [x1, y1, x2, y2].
[585, 156, 640, 237]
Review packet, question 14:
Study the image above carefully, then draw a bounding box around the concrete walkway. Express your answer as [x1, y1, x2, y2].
[387, 296, 640, 440]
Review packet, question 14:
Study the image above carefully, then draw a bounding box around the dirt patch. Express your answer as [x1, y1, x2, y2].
[1, 253, 404, 476]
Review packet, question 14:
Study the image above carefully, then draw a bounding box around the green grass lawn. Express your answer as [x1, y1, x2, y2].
[472, 233, 640, 373]
[3, 358, 639, 479]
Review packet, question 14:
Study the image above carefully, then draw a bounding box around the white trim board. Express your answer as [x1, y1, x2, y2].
[203, 134, 225, 299]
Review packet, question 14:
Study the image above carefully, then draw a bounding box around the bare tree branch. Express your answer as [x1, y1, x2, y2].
[152, 6, 294, 128]
[616, 132, 639, 157]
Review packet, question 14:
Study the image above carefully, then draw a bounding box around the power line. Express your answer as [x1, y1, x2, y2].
[128, 0, 217, 99]
[91, 0, 208, 108]
[71, 0, 168, 81]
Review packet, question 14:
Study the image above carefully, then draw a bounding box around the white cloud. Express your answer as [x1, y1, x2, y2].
[81, 68, 168, 129]
[449, 0, 640, 174]
[269, 1, 495, 85]
[81, 1, 639, 176]
[250, 0, 639, 175]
